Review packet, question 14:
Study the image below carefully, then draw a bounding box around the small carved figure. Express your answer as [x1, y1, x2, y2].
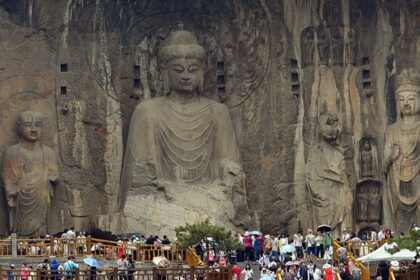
[345, 28, 358, 65]
[330, 26, 343, 65]
[384, 68, 420, 231]
[360, 137, 376, 178]
[317, 26, 330, 65]
[1, 111, 59, 236]
[301, 27, 316, 67]
[305, 112, 353, 236]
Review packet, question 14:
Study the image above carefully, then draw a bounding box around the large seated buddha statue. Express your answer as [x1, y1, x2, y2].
[120, 30, 249, 234]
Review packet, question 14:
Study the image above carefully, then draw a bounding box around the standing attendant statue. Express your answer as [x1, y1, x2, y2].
[305, 112, 353, 235]
[384, 68, 420, 231]
[1, 110, 59, 236]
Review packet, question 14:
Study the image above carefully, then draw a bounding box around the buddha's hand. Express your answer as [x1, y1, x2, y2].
[220, 160, 245, 188]
[390, 144, 400, 162]
[7, 197, 15, 208]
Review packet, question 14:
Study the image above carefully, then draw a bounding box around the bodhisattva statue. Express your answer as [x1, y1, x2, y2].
[305, 112, 353, 235]
[1, 111, 59, 236]
[384, 68, 420, 231]
[120, 30, 247, 233]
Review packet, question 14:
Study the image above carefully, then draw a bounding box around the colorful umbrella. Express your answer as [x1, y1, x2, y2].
[83, 257, 101, 268]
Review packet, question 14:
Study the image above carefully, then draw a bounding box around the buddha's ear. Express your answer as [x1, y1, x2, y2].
[197, 70, 204, 96]
[162, 66, 171, 94]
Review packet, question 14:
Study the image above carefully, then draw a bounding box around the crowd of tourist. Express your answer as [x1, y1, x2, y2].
[1, 225, 419, 280]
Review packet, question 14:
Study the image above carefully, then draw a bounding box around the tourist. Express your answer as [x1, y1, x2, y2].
[7, 264, 15, 280]
[37, 259, 50, 280]
[50, 259, 60, 280]
[313, 265, 322, 280]
[253, 235, 261, 264]
[323, 261, 333, 280]
[243, 233, 253, 262]
[315, 232, 323, 260]
[258, 252, 270, 268]
[337, 240, 347, 263]
[208, 248, 215, 266]
[63, 256, 79, 280]
[77, 231, 86, 255]
[375, 261, 389, 280]
[305, 229, 316, 261]
[298, 264, 308, 280]
[20, 263, 30, 280]
[270, 234, 279, 260]
[29, 266, 36, 280]
[117, 254, 128, 280]
[231, 265, 241, 280]
[352, 263, 361, 280]
[307, 261, 314, 280]
[293, 233, 304, 260]
[126, 257, 135, 280]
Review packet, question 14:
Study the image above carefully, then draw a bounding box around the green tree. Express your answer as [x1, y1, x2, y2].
[175, 219, 243, 250]
[386, 227, 420, 254]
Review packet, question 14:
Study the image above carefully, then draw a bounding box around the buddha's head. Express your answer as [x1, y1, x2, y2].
[158, 30, 205, 95]
[396, 68, 420, 118]
[17, 110, 43, 143]
[319, 111, 339, 144]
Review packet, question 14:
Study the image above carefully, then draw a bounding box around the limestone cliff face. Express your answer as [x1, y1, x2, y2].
[0, 0, 418, 236]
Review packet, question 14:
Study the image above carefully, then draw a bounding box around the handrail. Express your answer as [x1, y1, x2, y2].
[0, 236, 187, 262]
[332, 239, 340, 262]
[335, 267, 342, 280]
[389, 268, 396, 280]
[347, 253, 369, 280]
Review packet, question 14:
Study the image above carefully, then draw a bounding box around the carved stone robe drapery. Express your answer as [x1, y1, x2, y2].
[120, 95, 241, 208]
[305, 141, 353, 233]
[2, 144, 58, 236]
[385, 121, 420, 229]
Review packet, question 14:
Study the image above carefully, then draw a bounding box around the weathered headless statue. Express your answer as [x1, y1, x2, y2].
[305, 112, 353, 235]
[384, 68, 420, 231]
[120, 31, 247, 231]
[2, 111, 59, 236]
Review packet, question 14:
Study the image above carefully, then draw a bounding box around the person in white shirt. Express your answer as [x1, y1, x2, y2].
[293, 232, 304, 259]
[66, 227, 76, 255]
[378, 228, 385, 241]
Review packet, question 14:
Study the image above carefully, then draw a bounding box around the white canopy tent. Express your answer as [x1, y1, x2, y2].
[358, 242, 417, 263]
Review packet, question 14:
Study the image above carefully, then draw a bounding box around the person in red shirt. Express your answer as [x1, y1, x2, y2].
[231, 265, 241, 280]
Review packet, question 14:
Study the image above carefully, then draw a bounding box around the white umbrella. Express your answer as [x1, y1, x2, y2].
[153, 256, 170, 267]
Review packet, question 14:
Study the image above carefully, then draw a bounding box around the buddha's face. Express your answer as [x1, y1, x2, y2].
[18, 114, 43, 142]
[166, 57, 203, 94]
[319, 114, 339, 142]
[397, 90, 420, 117]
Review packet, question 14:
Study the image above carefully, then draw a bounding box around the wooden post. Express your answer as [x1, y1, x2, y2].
[75, 267, 80, 280]
[153, 267, 157, 280]
[190, 268, 194, 280]
[113, 267, 118, 280]
[36, 269, 41, 280]
[87, 235, 92, 255]
[50, 236, 55, 256]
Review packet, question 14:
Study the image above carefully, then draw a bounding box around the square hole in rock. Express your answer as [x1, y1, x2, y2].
[217, 75, 225, 84]
[134, 78, 141, 88]
[362, 56, 370, 65]
[291, 59, 298, 68]
[292, 84, 300, 92]
[60, 86, 67, 95]
[291, 72, 299, 82]
[363, 81, 371, 89]
[60, 64, 68, 72]
[363, 70, 370, 79]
